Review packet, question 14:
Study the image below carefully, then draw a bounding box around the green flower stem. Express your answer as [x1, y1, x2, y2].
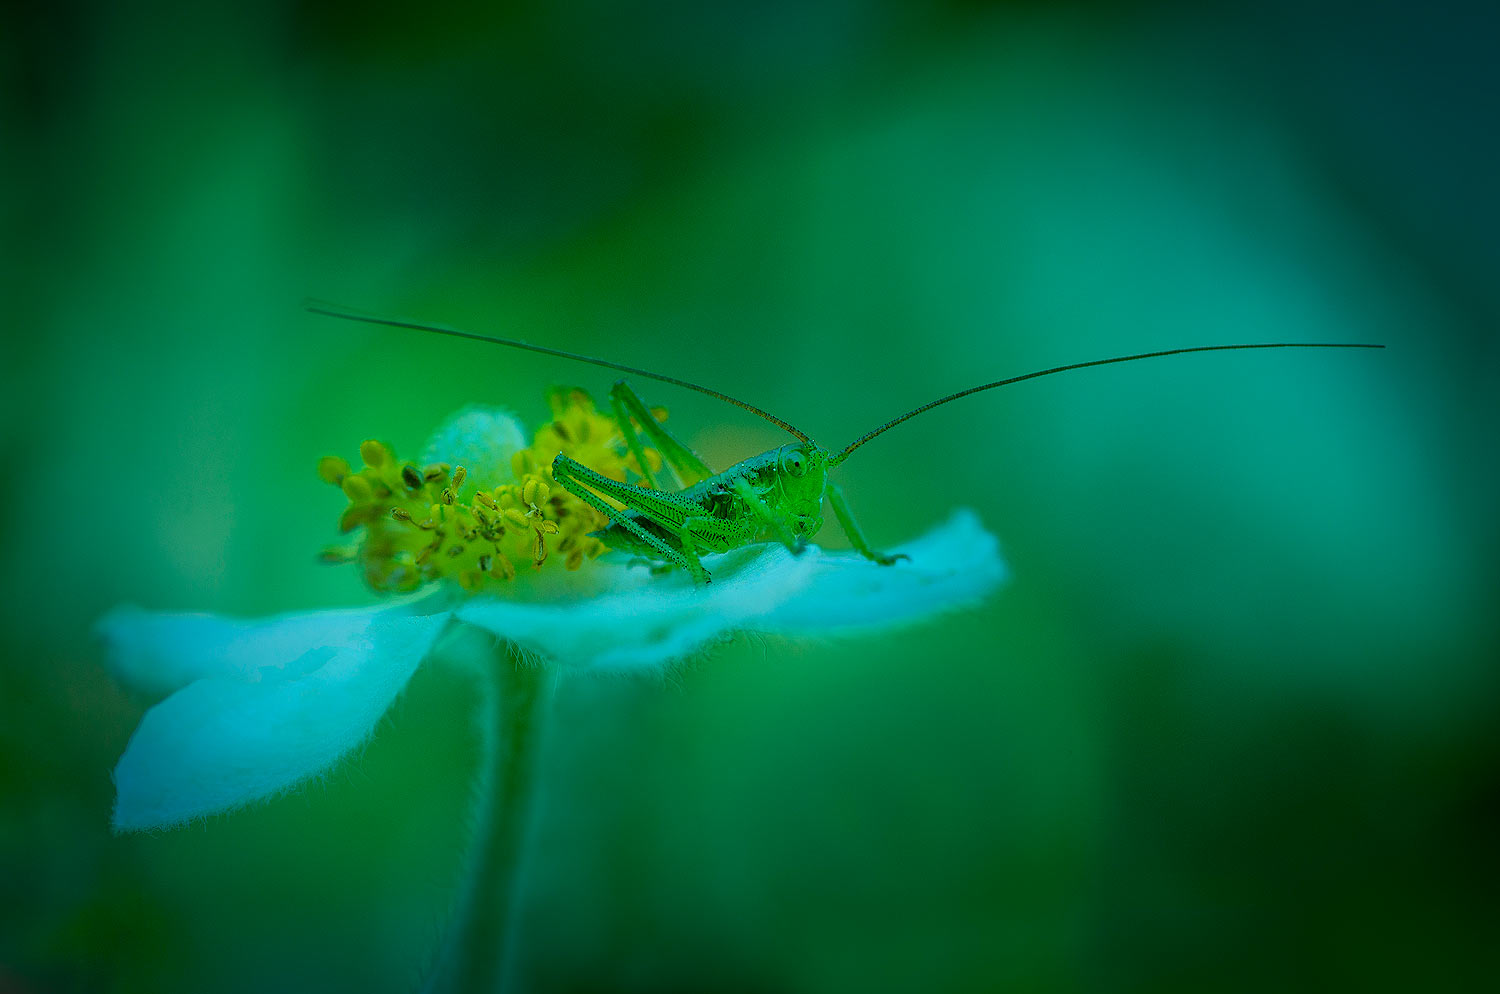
[427, 642, 556, 994]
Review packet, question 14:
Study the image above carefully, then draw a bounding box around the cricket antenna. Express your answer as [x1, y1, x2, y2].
[830, 342, 1385, 467]
[306, 301, 812, 443]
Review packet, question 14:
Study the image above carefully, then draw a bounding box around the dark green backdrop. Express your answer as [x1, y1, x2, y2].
[4, 1, 1496, 991]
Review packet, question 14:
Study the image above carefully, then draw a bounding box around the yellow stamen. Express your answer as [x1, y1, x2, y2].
[341, 474, 373, 502]
[523, 477, 549, 507]
[318, 456, 351, 485]
[339, 504, 378, 533]
[324, 388, 656, 594]
[360, 440, 390, 468]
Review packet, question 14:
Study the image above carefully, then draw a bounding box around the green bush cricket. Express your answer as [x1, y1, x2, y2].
[310, 303, 1382, 584]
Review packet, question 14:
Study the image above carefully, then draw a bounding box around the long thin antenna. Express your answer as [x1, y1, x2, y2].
[306, 301, 811, 443]
[831, 342, 1384, 466]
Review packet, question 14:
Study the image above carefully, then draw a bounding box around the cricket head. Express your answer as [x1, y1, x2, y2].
[774, 442, 829, 540]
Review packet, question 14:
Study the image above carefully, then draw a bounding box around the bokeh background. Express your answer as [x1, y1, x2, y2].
[4, 1, 1497, 991]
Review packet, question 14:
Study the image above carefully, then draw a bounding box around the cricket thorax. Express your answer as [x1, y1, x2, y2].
[727, 443, 829, 541]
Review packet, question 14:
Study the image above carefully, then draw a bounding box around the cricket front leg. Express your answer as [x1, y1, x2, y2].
[826, 482, 908, 566]
[731, 477, 805, 555]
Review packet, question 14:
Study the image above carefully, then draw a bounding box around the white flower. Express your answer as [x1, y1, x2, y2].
[100, 406, 1006, 833]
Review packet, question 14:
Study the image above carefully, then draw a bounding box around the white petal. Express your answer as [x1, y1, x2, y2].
[749, 509, 1006, 634]
[98, 603, 415, 699]
[456, 545, 820, 669]
[455, 511, 1003, 670]
[421, 406, 527, 496]
[111, 609, 449, 832]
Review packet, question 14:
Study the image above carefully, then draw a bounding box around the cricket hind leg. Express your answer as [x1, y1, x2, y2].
[552, 453, 713, 584]
[610, 381, 713, 490]
[826, 482, 908, 566]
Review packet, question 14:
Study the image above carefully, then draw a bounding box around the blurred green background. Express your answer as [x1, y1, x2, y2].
[4, 0, 1497, 991]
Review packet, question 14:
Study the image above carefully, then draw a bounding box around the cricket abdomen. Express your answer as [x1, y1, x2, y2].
[592, 480, 756, 560]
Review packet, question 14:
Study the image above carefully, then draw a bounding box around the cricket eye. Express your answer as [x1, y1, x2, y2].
[780, 448, 807, 478]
